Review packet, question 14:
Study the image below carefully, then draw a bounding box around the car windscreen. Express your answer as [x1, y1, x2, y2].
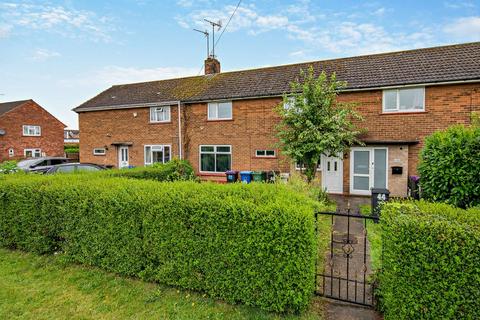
[17, 159, 40, 168]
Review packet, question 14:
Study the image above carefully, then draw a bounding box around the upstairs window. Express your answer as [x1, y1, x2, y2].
[150, 106, 171, 123]
[200, 145, 231, 173]
[383, 87, 425, 112]
[256, 150, 276, 157]
[23, 125, 41, 136]
[208, 101, 232, 120]
[145, 145, 171, 165]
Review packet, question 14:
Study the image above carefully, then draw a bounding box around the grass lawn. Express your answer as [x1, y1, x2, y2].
[359, 205, 382, 271]
[0, 249, 324, 320]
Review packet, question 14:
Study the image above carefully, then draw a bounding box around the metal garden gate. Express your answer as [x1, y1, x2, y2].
[314, 210, 378, 307]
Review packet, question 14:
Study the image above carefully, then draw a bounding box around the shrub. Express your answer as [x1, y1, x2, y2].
[0, 174, 321, 312]
[0, 161, 19, 174]
[104, 159, 197, 182]
[379, 201, 480, 319]
[418, 125, 480, 208]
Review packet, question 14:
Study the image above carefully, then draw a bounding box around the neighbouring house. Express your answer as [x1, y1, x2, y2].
[74, 42, 480, 197]
[0, 99, 66, 162]
[64, 129, 80, 145]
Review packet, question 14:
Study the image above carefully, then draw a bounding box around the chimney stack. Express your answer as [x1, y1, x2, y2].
[204, 56, 221, 75]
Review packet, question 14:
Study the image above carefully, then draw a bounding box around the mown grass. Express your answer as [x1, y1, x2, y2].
[359, 205, 382, 271]
[0, 249, 324, 320]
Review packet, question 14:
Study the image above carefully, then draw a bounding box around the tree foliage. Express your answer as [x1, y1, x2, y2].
[276, 67, 363, 182]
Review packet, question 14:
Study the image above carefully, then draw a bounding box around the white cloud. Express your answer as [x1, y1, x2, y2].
[61, 65, 198, 88]
[443, 16, 480, 42]
[0, 2, 114, 42]
[444, 1, 475, 9]
[31, 48, 61, 61]
[372, 7, 386, 17]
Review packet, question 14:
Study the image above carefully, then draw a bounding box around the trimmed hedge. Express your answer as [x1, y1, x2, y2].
[379, 201, 480, 320]
[103, 159, 197, 182]
[418, 125, 480, 208]
[0, 174, 320, 312]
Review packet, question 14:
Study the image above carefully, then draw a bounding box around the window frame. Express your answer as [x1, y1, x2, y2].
[199, 144, 232, 173]
[22, 125, 41, 136]
[93, 148, 106, 156]
[295, 160, 322, 171]
[255, 149, 276, 158]
[382, 87, 425, 113]
[144, 144, 172, 165]
[207, 101, 233, 121]
[24, 148, 41, 158]
[149, 106, 171, 123]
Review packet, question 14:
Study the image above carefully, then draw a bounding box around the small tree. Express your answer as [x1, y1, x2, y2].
[276, 67, 363, 182]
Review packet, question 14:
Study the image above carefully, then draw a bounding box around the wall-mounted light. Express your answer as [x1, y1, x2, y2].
[133, 112, 137, 118]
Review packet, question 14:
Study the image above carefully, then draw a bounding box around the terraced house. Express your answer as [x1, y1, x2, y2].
[74, 42, 480, 197]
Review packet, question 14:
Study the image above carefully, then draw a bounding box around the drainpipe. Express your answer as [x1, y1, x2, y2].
[177, 101, 182, 159]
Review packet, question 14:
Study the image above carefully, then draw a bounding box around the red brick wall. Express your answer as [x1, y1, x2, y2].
[78, 83, 480, 182]
[185, 98, 289, 181]
[79, 106, 179, 167]
[338, 83, 480, 175]
[0, 100, 65, 161]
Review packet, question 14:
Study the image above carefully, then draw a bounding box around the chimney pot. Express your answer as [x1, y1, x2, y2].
[204, 56, 221, 75]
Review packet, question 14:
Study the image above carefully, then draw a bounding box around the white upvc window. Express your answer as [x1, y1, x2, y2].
[200, 145, 232, 173]
[23, 125, 41, 136]
[255, 150, 276, 157]
[150, 106, 171, 123]
[295, 160, 321, 171]
[93, 148, 106, 156]
[208, 101, 232, 120]
[24, 148, 41, 158]
[382, 87, 425, 112]
[144, 145, 171, 165]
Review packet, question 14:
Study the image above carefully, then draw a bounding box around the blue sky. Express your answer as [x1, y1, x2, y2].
[1, 0, 479, 128]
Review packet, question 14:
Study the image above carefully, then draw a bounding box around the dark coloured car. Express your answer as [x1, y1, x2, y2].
[37, 163, 106, 174]
[17, 157, 69, 172]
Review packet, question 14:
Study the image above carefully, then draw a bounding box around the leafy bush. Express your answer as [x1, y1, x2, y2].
[418, 125, 480, 208]
[379, 201, 480, 319]
[0, 161, 18, 174]
[104, 159, 197, 182]
[0, 174, 322, 312]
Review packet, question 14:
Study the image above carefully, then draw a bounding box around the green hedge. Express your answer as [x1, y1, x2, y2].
[418, 125, 480, 208]
[103, 159, 197, 182]
[0, 174, 320, 312]
[379, 201, 480, 319]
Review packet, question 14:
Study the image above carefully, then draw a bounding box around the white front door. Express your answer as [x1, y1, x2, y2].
[322, 154, 343, 194]
[350, 147, 388, 195]
[118, 146, 129, 168]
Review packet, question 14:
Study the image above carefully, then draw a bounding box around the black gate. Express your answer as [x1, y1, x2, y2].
[314, 210, 378, 307]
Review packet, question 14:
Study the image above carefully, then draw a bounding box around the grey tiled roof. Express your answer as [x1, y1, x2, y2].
[74, 42, 480, 112]
[0, 100, 31, 116]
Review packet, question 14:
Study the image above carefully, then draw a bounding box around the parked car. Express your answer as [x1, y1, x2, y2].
[35, 163, 106, 174]
[17, 157, 69, 172]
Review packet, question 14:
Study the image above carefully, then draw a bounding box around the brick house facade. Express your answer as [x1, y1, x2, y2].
[75, 43, 480, 197]
[0, 100, 66, 162]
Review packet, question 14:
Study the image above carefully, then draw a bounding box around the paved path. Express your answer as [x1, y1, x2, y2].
[320, 196, 383, 320]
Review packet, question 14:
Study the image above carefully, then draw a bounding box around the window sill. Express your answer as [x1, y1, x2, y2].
[380, 111, 427, 115]
[23, 135, 42, 137]
[198, 172, 227, 177]
[253, 156, 278, 159]
[207, 119, 234, 122]
[149, 121, 172, 124]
